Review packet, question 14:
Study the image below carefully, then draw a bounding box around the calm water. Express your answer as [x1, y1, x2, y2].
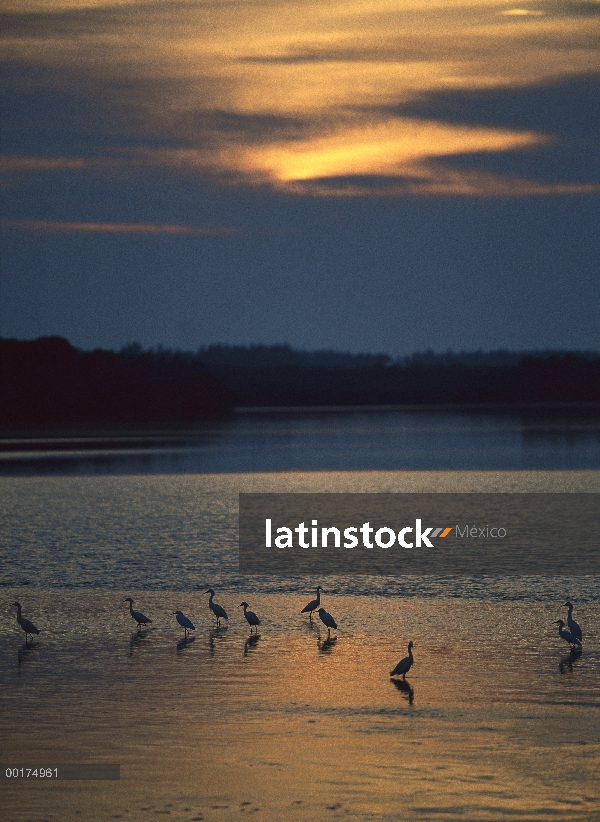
[1, 411, 599, 821]
[2, 407, 600, 475]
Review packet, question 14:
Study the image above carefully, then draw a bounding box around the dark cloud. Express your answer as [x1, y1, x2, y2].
[0, 57, 319, 160]
[547, 0, 600, 16]
[237, 45, 441, 64]
[394, 73, 600, 141]
[0, 1, 207, 38]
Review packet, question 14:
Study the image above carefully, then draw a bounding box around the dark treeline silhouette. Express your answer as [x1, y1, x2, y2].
[0, 337, 233, 428]
[1, 338, 599, 430]
[198, 344, 600, 407]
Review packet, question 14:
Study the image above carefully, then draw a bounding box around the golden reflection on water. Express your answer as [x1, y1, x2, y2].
[1, 594, 599, 821]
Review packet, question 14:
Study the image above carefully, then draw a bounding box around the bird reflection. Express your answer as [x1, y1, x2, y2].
[318, 635, 337, 654]
[559, 646, 582, 673]
[391, 677, 415, 704]
[177, 635, 195, 652]
[303, 619, 320, 636]
[17, 641, 38, 668]
[244, 633, 260, 657]
[129, 630, 149, 656]
[208, 627, 228, 656]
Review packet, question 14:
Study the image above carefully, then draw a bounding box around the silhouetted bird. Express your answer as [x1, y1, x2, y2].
[564, 602, 583, 643]
[555, 619, 582, 650]
[390, 641, 415, 679]
[239, 601, 261, 632]
[205, 589, 228, 626]
[173, 610, 195, 638]
[317, 607, 337, 637]
[11, 602, 40, 644]
[301, 586, 323, 621]
[123, 597, 152, 630]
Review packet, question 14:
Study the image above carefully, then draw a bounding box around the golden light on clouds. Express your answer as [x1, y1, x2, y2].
[2, 0, 599, 197]
[500, 8, 546, 15]
[229, 119, 542, 183]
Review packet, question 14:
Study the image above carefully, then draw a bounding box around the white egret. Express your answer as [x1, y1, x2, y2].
[173, 610, 195, 638]
[317, 607, 337, 637]
[555, 619, 581, 650]
[11, 602, 40, 644]
[239, 602, 260, 632]
[301, 586, 323, 621]
[564, 602, 583, 643]
[205, 589, 228, 626]
[390, 641, 415, 679]
[123, 597, 152, 630]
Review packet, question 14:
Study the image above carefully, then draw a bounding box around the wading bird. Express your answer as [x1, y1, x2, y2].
[11, 602, 40, 645]
[173, 610, 195, 638]
[205, 589, 228, 626]
[564, 602, 583, 644]
[390, 641, 415, 679]
[555, 619, 582, 650]
[239, 601, 261, 632]
[301, 585, 323, 621]
[317, 607, 337, 637]
[123, 597, 152, 631]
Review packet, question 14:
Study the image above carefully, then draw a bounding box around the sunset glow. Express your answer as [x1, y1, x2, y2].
[2, 0, 599, 197]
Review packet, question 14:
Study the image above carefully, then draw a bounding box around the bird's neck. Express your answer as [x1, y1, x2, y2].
[129, 601, 134, 614]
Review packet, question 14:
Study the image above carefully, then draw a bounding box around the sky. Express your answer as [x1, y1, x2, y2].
[1, 0, 599, 355]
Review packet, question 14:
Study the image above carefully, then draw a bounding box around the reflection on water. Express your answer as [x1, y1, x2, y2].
[559, 647, 583, 673]
[1, 595, 598, 821]
[318, 635, 338, 654]
[17, 640, 38, 669]
[2, 407, 600, 475]
[176, 635, 195, 652]
[244, 633, 260, 657]
[1, 426, 599, 819]
[129, 630, 150, 656]
[390, 677, 415, 705]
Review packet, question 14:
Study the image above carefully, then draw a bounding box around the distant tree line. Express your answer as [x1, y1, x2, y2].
[0, 337, 233, 428]
[1, 337, 599, 430]
[204, 348, 600, 407]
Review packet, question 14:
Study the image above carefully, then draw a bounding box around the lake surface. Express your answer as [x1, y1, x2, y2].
[1, 406, 600, 475]
[1, 410, 599, 821]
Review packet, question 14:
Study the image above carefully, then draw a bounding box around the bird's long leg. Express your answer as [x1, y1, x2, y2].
[309, 612, 313, 622]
